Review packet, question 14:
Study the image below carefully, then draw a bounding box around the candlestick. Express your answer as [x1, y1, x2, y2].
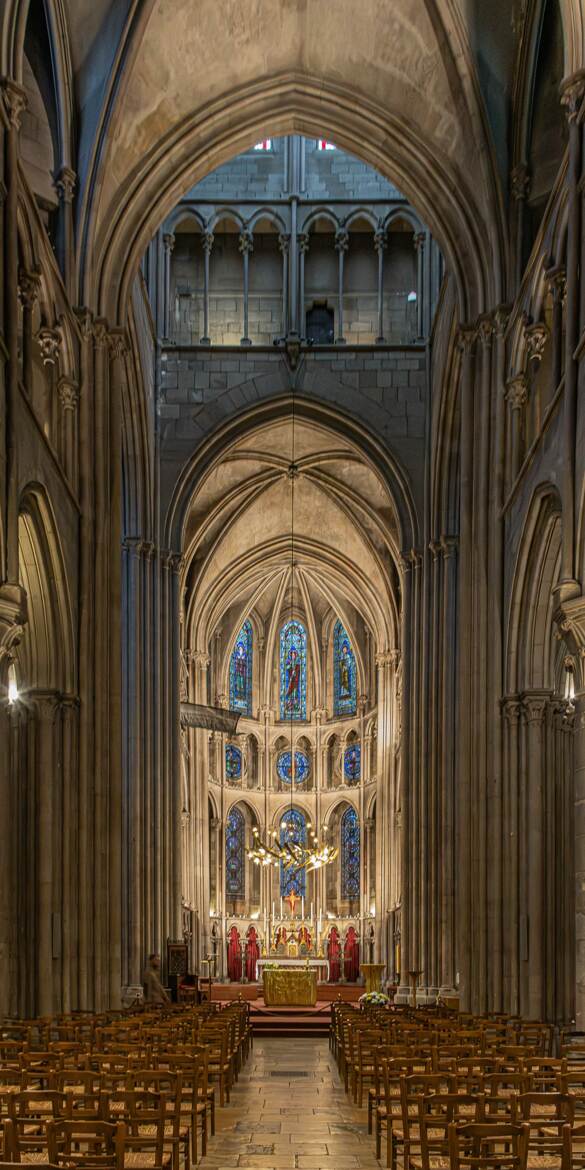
[302, 896, 305, 920]
[280, 896, 283, 918]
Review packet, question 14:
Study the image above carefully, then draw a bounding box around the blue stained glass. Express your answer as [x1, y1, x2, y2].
[226, 806, 245, 898]
[341, 807, 360, 899]
[279, 809, 306, 897]
[230, 620, 253, 715]
[225, 744, 242, 780]
[343, 743, 361, 783]
[279, 620, 307, 721]
[334, 621, 357, 716]
[277, 750, 310, 785]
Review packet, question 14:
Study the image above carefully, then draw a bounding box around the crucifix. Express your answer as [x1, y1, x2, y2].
[284, 891, 300, 917]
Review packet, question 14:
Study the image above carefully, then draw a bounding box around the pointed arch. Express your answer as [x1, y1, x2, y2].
[333, 619, 357, 716]
[279, 619, 307, 721]
[229, 618, 253, 715]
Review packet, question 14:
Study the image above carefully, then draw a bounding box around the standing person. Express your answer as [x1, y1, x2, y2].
[143, 953, 170, 1004]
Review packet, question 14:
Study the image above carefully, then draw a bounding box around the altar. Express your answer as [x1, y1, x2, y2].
[256, 956, 330, 980]
[262, 967, 317, 1006]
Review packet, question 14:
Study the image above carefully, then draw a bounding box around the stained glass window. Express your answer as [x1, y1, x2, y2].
[225, 744, 242, 781]
[318, 139, 336, 150]
[225, 807, 245, 898]
[280, 809, 306, 897]
[343, 743, 361, 783]
[277, 750, 310, 785]
[341, 807, 360, 899]
[254, 139, 272, 150]
[279, 620, 307, 720]
[230, 620, 252, 715]
[334, 621, 357, 716]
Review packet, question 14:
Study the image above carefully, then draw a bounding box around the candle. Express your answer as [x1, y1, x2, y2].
[302, 896, 305, 920]
[272, 901, 275, 920]
[280, 897, 283, 918]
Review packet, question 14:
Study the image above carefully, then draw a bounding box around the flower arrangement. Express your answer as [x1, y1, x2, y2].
[359, 991, 390, 1007]
[262, 962, 280, 971]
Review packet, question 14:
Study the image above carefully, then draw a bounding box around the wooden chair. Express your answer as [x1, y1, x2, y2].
[413, 1093, 485, 1170]
[513, 1092, 573, 1170]
[46, 1118, 126, 1170]
[448, 1121, 530, 1170]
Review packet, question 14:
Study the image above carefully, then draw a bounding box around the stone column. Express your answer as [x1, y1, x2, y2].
[559, 73, 585, 591]
[53, 167, 76, 299]
[18, 269, 41, 393]
[503, 697, 521, 1014]
[278, 233, 290, 336]
[200, 231, 214, 345]
[57, 377, 80, 493]
[523, 692, 549, 1019]
[162, 232, 175, 341]
[334, 228, 349, 344]
[414, 232, 425, 338]
[239, 229, 253, 346]
[511, 164, 530, 291]
[0, 585, 27, 1016]
[455, 325, 476, 1011]
[35, 691, 59, 1016]
[374, 225, 386, 344]
[439, 537, 457, 995]
[59, 695, 79, 1013]
[505, 374, 527, 485]
[1, 79, 27, 579]
[297, 233, 309, 336]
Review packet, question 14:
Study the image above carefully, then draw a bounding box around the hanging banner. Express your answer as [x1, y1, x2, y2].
[180, 702, 241, 734]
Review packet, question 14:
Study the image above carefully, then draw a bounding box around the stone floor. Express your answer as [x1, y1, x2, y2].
[200, 1037, 381, 1169]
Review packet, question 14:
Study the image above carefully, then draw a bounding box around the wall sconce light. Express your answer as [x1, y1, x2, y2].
[564, 656, 575, 707]
[7, 663, 19, 704]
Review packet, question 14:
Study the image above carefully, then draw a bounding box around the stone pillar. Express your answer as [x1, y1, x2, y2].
[505, 374, 527, 485]
[374, 225, 386, 344]
[511, 164, 530, 292]
[523, 692, 549, 1019]
[57, 377, 80, 493]
[545, 266, 566, 399]
[559, 73, 585, 592]
[53, 167, 76, 299]
[1, 79, 27, 579]
[439, 537, 457, 995]
[200, 231, 214, 345]
[162, 232, 175, 341]
[0, 584, 27, 1016]
[334, 228, 349, 344]
[35, 691, 59, 1016]
[455, 325, 476, 1011]
[59, 695, 79, 1013]
[502, 697, 521, 1015]
[278, 233, 290, 336]
[414, 232, 425, 338]
[239, 229, 253, 346]
[297, 233, 309, 336]
[18, 269, 41, 393]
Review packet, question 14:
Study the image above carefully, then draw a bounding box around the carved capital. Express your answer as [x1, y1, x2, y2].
[1, 79, 27, 130]
[546, 265, 567, 305]
[74, 307, 94, 341]
[53, 166, 76, 204]
[18, 268, 42, 310]
[554, 596, 585, 687]
[522, 693, 548, 723]
[511, 163, 530, 201]
[92, 319, 109, 349]
[278, 232, 290, 256]
[373, 225, 387, 254]
[238, 229, 254, 255]
[493, 304, 511, 337]
[57, 376, 79, 411]
[297, 232, 310, 255]
[525, 321, 549, 363]
[376, 650, 399, 669]
[107, 328, 129, 361]
[413, 231, 426, 253]
[440, 535, 458, 559]
[0, 583, 27, 684]
[502, 696, 522, 725]
[477, 315, 494, 348]
[457, 324, 477, 354]
[162, 232, 175, 254]
[334, 228, 349, 254]
[560, 70, 585, 123]
[36, 326, 61, 366]
[505, 373, 528, 410]
[201, 230, 214, 255]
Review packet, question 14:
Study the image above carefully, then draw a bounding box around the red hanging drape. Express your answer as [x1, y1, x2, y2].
[344, 926, 360, 983]
[245, 926, 260, 982]
[298, 925, 311, 949]
[327, 927, 341, 983]
[227, 925, 242, 981]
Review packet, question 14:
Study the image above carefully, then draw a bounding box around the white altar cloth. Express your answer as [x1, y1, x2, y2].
[256, 957, 330, 980]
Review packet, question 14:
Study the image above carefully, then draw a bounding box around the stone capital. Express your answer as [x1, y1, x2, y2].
[18, 268, 42, 309]
[57, 376, 79, 411]
[92, 319, 109, 349]
[502, 696, 522, 725]
[521, 692, 549, 723]
[440, 535, 458, 559]
[456, 323, 477, 354]
[297, 232, 310, 255]
[53, 166, 76, 204]
[505, 373, 528, 410]
[376, 650, 399, 669]
[1, 78, 27, 130]
[334, 228, 349, 254]
[560, 70, 585, 122]
[477, 315, 494, 348]
[373, 226, 387, 254]
[493, 304, 511, 337]
[162, 232, 175, 254]
[107, 328, 129, 361]
[36, 326, 61, 366]
[0, 584, 27, 685]
[525, 321, 549, 364]
[238, 229, 254, 255]
[74, 307, 94, 341]
[278, 232, 290, 256]
[33, 690, 61, 721]
[545, 264, 567, 304]
[413, 230, 426, 253]
[554, 595, 585, 687]
[201, 230, 214, 255]
[511, 162, 530, 201]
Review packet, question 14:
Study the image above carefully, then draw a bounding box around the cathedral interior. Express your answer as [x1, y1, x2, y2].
[1, 0, 585, 1035]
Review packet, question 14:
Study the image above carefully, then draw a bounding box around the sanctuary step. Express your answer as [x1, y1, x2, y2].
[250, 1000, 332, 1037]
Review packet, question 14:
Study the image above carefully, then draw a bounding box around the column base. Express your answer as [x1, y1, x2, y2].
[394, 983, 411, 1005]
[375, 336, 386, 345]
[417, 986, 439, 1005]
[240, 338, 252, 347]
[199, 336, 211, 346]
[335, 337, 347, 345]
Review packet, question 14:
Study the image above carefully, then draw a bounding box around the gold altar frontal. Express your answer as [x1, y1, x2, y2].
[262, 968, 317, 1006]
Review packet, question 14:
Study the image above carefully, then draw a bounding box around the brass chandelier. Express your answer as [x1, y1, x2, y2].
[247, 387, 338, 881]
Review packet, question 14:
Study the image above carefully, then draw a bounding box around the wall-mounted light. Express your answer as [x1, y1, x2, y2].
[564, 656, 576, 707]
[407, 291, 417, 303]
[7, 663, 19, 704]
